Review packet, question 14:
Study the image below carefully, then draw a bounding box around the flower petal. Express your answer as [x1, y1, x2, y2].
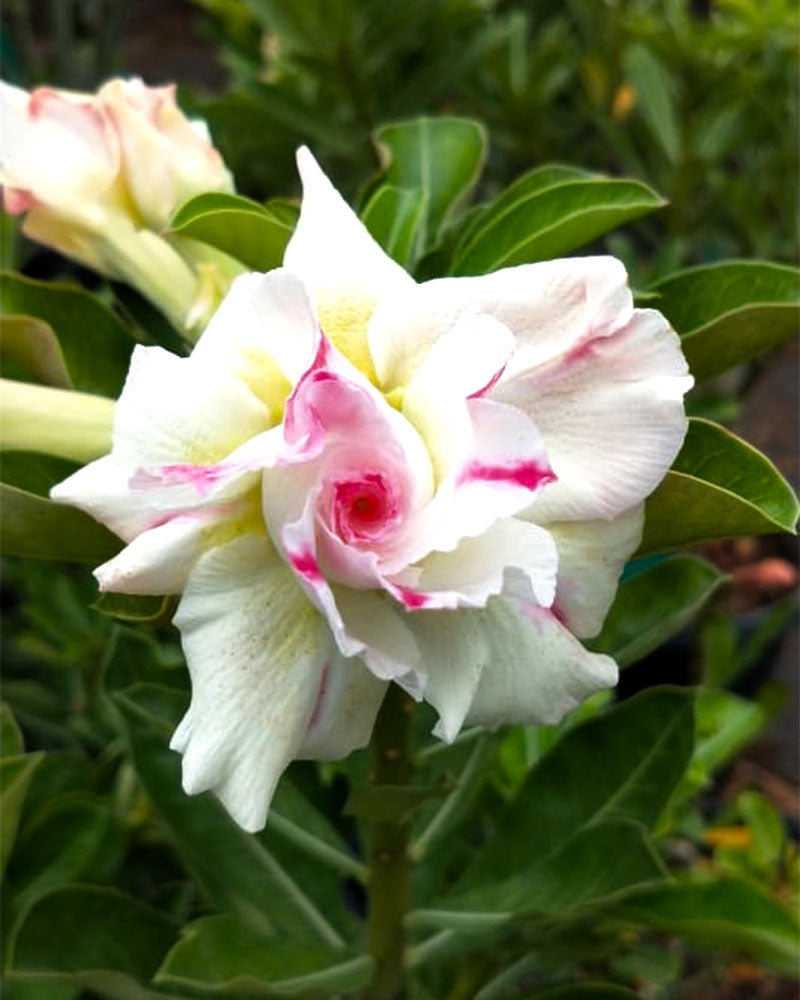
[298, 652, 387, 760]
[464, 598, 618, 728]
[544, 505, 644, 639]
[171, 533, 330, 832]
[369, 256, 633, 393]
[0, 82, 120, 227]
[51, 344, 271, 540]
[396, 516, 557, 610]
[191, 269, 320, 414]
[499, 308, 692, 521]
[285, 147, 413, 379]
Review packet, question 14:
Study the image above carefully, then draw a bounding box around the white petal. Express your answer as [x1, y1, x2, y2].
[544, 505, 644, 639]
[298, 652, 387, 760]
[191, 269, 319, 411]
[401, 517, 557, 610]
[285, 147, 413, 379]
[464, 599, 618, 728]
[411, 609, 492, 743]
[51, 345, 270, 540]
[171, 533, 330, 832]
[400, 312, 516, 483]
[369, 256, 632, 393]
[93, 499, 261, 595]
[499, 308, 692, 521]
[0, 82, 120, 227]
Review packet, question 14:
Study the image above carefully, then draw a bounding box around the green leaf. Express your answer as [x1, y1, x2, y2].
[640, 419, 799, 555]
[623, 43, 680, 162]
[651, 261, 800, 381]
[155, 913, 371, 998]
[92, 593, 173, 623]
[0, 316, 73, 388]
[0, 453, 80, 498]
[459, 687, 695, 888]
[452, 174, 665, 275]
[521, 983, 641, 999]
[1, 704, 24, 757]
[737, 790, 786, 868]
[361, 185, 427, 270]
[170, 192, 293, 271]
[1, 754, 43, 878]
[374, 116, 487, 248]
[7, 794, 125, 907]
[415, 819, 664, 928]
[589, 556, 726, 667]
[0, 273, 133, 397]
[7, 886, 177, 994]
[114, 684, 346, 947]
[615, 879, 800, 974]
[0, 483, 121, 563]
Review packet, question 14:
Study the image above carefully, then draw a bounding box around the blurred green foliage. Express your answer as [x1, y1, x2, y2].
[179, 0, 799, 273]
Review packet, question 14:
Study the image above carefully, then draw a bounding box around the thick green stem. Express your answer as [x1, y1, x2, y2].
[366, 683, 415, 1000]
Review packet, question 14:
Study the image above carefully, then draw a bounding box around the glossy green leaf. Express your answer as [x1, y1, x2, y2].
[415, 819, 664, 929]
[1, 704, 24, 757]
[0, 316, 72, 388]
[170, 192, 293, 271]
[1, 754, 43, 878]
[452, 175, 665, 275]
[361, 185, 427, 269]
[0, 483, 121, 563]
[459, 687, 695, 888]
[640, 419, 799, 555]
[615, 879, 800, 974]
[92, 593, 173, 623]
[623, 43, 680, 161]
[7, 794, 125, 906]
[7, 886, 177, 993]
[0, 273, 133, 397]
[114, 684, 346, 947]
[652, 261, 800, 381]
[156, 913, 371, 998]
[589, 556, 726, 667]
[374, 116, 487, 247]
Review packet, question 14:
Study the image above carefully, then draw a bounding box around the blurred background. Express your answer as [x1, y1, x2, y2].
[1, 2, 798, 997]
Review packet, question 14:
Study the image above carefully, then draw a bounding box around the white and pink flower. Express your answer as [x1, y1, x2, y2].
[0, 78, 234, 330]
[51, 148, 692, 831]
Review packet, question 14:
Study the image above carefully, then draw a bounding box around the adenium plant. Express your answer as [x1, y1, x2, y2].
[1, 74, 797, 1000]
[49, 146, 692, 832]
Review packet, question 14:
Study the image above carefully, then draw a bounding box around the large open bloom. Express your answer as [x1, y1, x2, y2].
[0, 78, 235, 331]
[51, 149, 692, 831]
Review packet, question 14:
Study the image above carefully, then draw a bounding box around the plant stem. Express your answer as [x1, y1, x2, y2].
[366, 683, 415, 1000]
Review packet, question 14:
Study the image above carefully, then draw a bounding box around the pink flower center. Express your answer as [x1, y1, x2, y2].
[330, 473, 399, 546]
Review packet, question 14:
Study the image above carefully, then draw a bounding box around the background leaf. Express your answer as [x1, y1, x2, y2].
[0, 316, 73, 389]
[640, 419, 799, 554]
[361, 184, 427, 270]
[169, 192, 293, 271]
[589, 556, 726, 667]
[374, 116, 487, 249]
[652, 261, 800, 381]
[452, 175, 665, 274]
[0, 273, 133, 397]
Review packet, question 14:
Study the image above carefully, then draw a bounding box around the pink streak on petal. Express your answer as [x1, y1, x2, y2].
[389, 584, 432, 610]
[144, 501, 243, 532]
[458, 460, 557, 492]
[288, 547, 325, 585]
[467, 360, 508, 399]
[129, 463, 230, 496]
